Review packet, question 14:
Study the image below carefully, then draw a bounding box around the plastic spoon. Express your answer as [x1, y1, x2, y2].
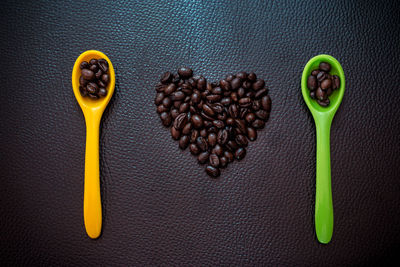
[72, 50, 115, 239]
[301, 54, 345, 244]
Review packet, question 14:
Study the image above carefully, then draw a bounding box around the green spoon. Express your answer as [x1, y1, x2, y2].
[301, 54, 345, 244]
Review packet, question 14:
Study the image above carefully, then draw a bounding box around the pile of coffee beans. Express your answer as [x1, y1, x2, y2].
[307, 62, 340, 107]
[79, 58, 110, 99]
[155, 67, 272, 178]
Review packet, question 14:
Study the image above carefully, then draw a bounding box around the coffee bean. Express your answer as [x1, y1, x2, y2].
[235, 134, 248, 147]
[231, 92, 239, 102]
[237, 88, 245, 98]
[212, 87, 223, 95]
[228, 104, 239, 118]
[226, 118, 234, 126]
[311, 70, 319, 76]
[248, 72, 257, 82]
[316, 87, 327, 101]
[173, 113, 188, 130]
[317, 98, 330, 107]
[255, 110, 269, 120]
[220, 79, 231, 91]
[226, 74, 234, 82]
[190, 130, 199, 143]
[221, 97, 232, 106]
[226, 140, 239, 152]
[247, 127, 257, 141]
[191, 114, 203, 129]
[242, 80, 252, 90]
[95, 69, 103, 79]
[180, 123, 191, 135]
[240, 108, 248, 119]
[206, 165, 220, 177]
[202, 104, 215, 117]
[239, 97, 252, 108]
[234, 119, 247, 135]
[200, 111, 214, 122]
[197, 77, 207, 90]
[252, 100, 261, 111]
[191, 92, 201, 104]
[307, 75, 318, 90]
[200, 129, 208, 137]
[161, 71, 173, 84]
[102, 74, 110, 84]
[253, 79, 265, 90]
[206, 94, 222, 103]
[178, 67, 193, 79]
[327, 88, 333, 96]
[173, 101, 182, 109]
[179, 102, 190, 113]
[219, 156, 228, 168]
[235, 148, 246, 160]
[212, 103, 224, 114]
[171, 91, 185, 101]
[208, 126, 217, 133]
[236, 71, 247, 80]
[332, 75, 340, 90]
[217, 112, 227, 121]
[157, 104, 169, 114]
[98, 59, 108, 72]
[255, 88, 268, 99]
[88, 93, 99, 99]
[87, 82, 98, 94]
[317, 71, 326, 82]
[252, 119, 265, 129]
[198, 151, 210, 164]
[321, 78, 332, 90]
[310, 90, 316, 99]
[179, 135, 190, 149]
[217, 129, 228, 145]
[231, 78, 242, 90]
[213, 120, 225, 129]
[79, 75, 88, 86]
[80, 61, 89, 69]
[89, 64, 98, 72]
[209, 153, 220, 167]
[81, 69, 94, 80]
[155, 83, 165, 92]
[189, 143, 200, 155]
[79, 86, 87, 96]
[89, 59, 98, 66]
[208, 133, 217, 147]
[224, 151, 234, 162]
[212, 144, 223, 156]
[155, 92, 165, 105]
[245, 113, 256, 123]
[98, 87, 107, 97]
[261, 95, 271, 112]
[171, 126, 181, 140]
[196, 136, 208, 151]
[97, 80, 106, 88]
[162, 97, 172, 108]
[319, 62, 331, 72]
[164, 84, 177, 95]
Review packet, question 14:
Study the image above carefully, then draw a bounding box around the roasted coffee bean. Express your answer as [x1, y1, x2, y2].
[88, 93, 99, 99]
[247, 127, 257, 141]
[79, 75, 88, 86]
[211, 103, 224, 114]
[89, 58, 98, 65]
[231, 92, 239, 102]
[173, 101, 182, 109]
[197, 77, 207, 90]
[196, 137, 208, 151]
[226, 74, 234, 82]
[252, 79, 265, 90]
[190, 130, 199, 143]
[191, 92, 201, 104]
[89, 64, 98, 72]
[178, 67, 193, 79]
[317, 98, 330, 107]
[86, 82, 98, 94]
[224, 151, 234, 162]
[231, 78, 242, 90]
[206, 165, 220, 177]
[101, 74, 110, 84]
[209, 153, 220, 167]
[240, 108, 248, 119]
[157, 104, 169, 114]
[213, 120, 224, 129]
[179, 135, 190, 149]
[235, 134, 248, 147]
[220, 79, 231, 91]
[332, 75, 340, 89]
[200, 128, 208, 137]
[221, 97, 232, 106]
[226, 117, 234, 125]
[200, 111, 214, 121]
[327, 88, 333, 96]
[248, 72, 257, 82]
[160, 71, 173, 84]
[206, 94, 222, 102]
[179, 102, 190, 113]
[164, 84, 177, 95]
[198, 151, 210, 164]
[81, 69, 94, 80]
[234, 119, 247, 134]
[245, 113, 256, 123]
[212, 87, 223, 95]
[235, 148, 246, 160]
[255, 110, 269, 120]
[228, 104, 239, 118]
[310, 90, 316, 99]
[182, 122, 192, 135]
[189, 143, 200, 155]
[98, 59, 108, 72]
[171, 91, 185, 101]
[236, 71, 247, 80]
[212, 144, 223, 156]
[242, 80, 252, 90]
[317, 71, 326, 82]
[202, 104, 215, 117]
[162, 97, 172, 108]
[181, 84, 193, 95]
[217, 112, 227, 121]
[237, 87, 245, 98]
[155, 93, 165, 105]
[261, 95, 271, 112]
[311, 70, 319, 76]
[321, 78, 332, 90]
[239, 97, 252, 108]
[79, 86, 87, 96]
[316, 87, 327, 101]
[252, 99, 261, 111]
[80, 61, 89, 69]
[219, 157, 228, 168]
[155, 83, 165, 92]
[319, 62, 331, 72]
[208, 126, 217, 133]
[171, 126, 181, 140]
[308, 75, 318, 90]
[208, 133, 217, 147]
[98, 88, 107, 97]
[217, 129, 229, 145]
[255, 88, 268, 99]
[226, 140, 239, 152]
[95, 69, 103, 79]
[173, 113, 188, 130]
[97, 80, 106, 88]
[191, 114, 203, 129]
[252, 119, 265, 129]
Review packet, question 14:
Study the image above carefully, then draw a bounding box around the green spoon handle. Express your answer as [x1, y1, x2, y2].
[315, 117, 334, 244]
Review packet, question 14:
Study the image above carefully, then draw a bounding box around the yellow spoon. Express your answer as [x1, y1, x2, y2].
[72, 50, 115, 239]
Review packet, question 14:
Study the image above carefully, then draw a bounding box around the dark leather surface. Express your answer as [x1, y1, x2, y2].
[1, 0, 400, 265]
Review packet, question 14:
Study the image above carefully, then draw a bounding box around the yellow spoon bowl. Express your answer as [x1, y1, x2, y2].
[72, 50, 115, 239]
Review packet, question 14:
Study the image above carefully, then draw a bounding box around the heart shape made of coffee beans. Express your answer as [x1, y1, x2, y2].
[155, 67, 271, 178]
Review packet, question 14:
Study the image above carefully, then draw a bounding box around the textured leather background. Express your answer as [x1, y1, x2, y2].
[1, 0, 400, 266]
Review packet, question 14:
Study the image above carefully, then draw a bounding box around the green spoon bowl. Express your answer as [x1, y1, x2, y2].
[301, 54, 345, 244]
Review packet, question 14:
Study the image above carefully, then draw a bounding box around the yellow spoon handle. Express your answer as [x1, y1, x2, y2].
[83, 112, 102, 239]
